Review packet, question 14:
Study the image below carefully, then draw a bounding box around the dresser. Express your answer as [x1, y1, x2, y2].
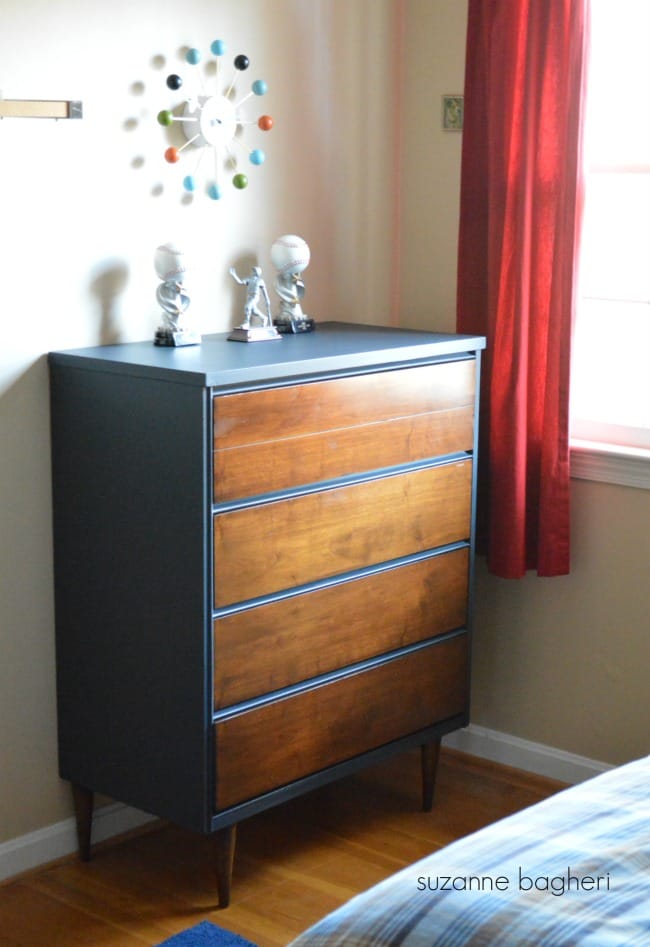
[49, 321, 485, 906]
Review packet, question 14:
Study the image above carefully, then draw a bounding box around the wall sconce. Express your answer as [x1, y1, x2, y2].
[0, 98, 83, 119]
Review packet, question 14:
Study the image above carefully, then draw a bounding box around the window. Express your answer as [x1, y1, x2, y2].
[570, 0, 650, 487]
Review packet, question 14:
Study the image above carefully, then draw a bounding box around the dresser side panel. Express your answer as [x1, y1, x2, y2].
[50, 362, 211, 832]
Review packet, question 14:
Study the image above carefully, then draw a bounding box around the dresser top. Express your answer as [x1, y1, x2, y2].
[49, 321, 485, 390]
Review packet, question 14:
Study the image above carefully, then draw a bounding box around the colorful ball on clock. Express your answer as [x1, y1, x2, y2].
[232, 173, 248, 190]
[258, 115, 273, 131]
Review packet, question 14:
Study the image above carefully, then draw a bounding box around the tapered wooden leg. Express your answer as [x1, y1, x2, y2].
[421, 739, 441, 812]
[214, 824, 237, 909]
[71, 784, 94, 861]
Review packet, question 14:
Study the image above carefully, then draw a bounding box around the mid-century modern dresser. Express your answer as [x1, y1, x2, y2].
[49, 321, 485, 906]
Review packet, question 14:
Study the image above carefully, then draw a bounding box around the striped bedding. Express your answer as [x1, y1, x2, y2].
[289, 755, 650, 946]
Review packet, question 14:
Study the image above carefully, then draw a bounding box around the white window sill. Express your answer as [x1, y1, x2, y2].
[570, 440, 650, 490]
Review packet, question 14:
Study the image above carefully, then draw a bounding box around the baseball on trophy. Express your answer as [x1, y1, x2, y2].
[154, 242, 187, 283]
[270, 234, 310, 277]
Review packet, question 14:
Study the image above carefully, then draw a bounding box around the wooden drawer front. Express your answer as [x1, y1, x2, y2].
[214, 360, 475, 448]
[214, 408, 473, 501]
[214, 547, 469, 708]
[215, 633, 468, 809]
[214, 460, 472, 607]
[213, 360, 475, 500]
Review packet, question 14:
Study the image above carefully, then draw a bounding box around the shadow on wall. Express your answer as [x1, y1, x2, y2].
[0, 356, 67, 834]
[90, 263, 129, 346]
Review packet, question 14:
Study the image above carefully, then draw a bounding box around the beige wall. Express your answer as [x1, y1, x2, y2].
[471, 479, 650, 765]
[399, 0, 468, 332]
[399, 0, 650, 766]
[1, 0, 648, 853]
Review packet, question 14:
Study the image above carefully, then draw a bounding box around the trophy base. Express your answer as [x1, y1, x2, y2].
[228, 325, 282, 343]
[273, 317, 315, 335]
[154, 328, 201, 347]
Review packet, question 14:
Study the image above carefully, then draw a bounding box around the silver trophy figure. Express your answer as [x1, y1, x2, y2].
[153, 243, 200, 347]
[228, 265, 281, 342]
[271, 234, 315, 334]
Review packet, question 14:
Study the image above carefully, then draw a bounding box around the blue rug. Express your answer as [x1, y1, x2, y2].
[157, 920, 258, 947]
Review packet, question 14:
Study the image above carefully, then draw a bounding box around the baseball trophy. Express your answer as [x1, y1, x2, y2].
[228, 265, 281, 342]
[270, 234, 315, 334]
[153, 243, 201, 346]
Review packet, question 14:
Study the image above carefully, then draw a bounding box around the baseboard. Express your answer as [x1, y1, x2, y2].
[0, 801, 156, 884]
[443, 724, 612, 785]
[1, 727, 610, 884]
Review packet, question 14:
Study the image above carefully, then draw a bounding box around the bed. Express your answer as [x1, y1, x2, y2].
[289, 754, 650, 946]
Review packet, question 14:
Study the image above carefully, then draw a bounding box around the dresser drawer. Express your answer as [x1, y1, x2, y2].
[214, 547, 469, 708]
[213, 360, 475, 500]
[214, 460, 472, 607]
[214, 632, 468, 809]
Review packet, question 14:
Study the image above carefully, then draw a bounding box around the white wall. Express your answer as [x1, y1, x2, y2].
[0, 0, 401, 843]
[0, 0, 400, 372]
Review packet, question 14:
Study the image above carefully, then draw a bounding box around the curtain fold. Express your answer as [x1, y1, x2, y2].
[457, 0, 588, 578]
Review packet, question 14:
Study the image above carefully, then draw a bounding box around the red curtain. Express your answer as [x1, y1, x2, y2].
[457, 0, 588, 578]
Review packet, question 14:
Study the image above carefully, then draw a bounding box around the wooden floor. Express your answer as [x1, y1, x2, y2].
[0, 749, 565, 947]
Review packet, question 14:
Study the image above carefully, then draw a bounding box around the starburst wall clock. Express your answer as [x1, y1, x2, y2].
[157, 39, 273, 200]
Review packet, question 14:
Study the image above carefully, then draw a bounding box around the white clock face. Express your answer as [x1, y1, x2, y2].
[183, 95, 237, 149]
[157, 42, 273, 200]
